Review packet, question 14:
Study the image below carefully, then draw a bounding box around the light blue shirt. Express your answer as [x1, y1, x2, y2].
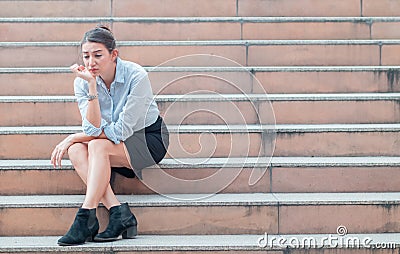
[74, 58, 160, 144]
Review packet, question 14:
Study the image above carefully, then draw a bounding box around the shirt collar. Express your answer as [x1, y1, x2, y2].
[95, 57, 125, 86]
[114, 57, 125, 84]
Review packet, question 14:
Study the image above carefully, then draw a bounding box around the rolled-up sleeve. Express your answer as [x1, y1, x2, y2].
[74, 78, 107, 137]
[103, 72, 154, 144]
[103, 122, 121, 144]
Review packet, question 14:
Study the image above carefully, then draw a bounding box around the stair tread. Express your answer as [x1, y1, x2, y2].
[2, 66, 400, 73]
[0, 233, 399, 251]
[2, 157, 400, 170]
[1, 16, 400, 22]
[3, 39, 400, 47]
[3, 93, 400, 102]
[2, 124, 400, 134]
[1, 192, 400, 208]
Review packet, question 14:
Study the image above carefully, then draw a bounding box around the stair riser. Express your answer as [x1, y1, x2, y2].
[1, 132, 400, 159]
[2, 166, 400, 195]
[0, 133, 265, 159]
[0, 102, 81, 126]
[270, 100, 400, 124]
[0, 45, 246, 67]
[253, 0, 400, 17]
[0, 0, 236, 17]
[114, 0, 237, 17]
[254, 71, 400, 94]
[363, 0, 400, 17]
[280, 205, 400, 234]
[0, 206, 276, 236]
[240, 0, 400, 17]
[0, 167, 270, 195]
[1, 100, 400, 126]
[0, 0, 111, 17]
[1, 204, 399, 236]
[239, 0, 360, 17]
[2, 71, 400, 96]
[2, 0, 400, 17]
[275, 132, 400, 157]
[2, 21, 400, 41]
[243, 21, 400, 40]
[0, 22, 240, 42]
[0, 73, 75, 96]
[243, 22, 369, 40]
[247, 45, 380, 66]
[272, 167, 400, 193]
[1, 45, 391, 67]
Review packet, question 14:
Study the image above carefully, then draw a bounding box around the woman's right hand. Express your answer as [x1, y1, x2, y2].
[70, 64, 96, 83]
[50, 135, 74, 168]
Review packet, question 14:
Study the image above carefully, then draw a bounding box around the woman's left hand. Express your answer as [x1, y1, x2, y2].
[51, 135, 74, 168]
[70, 64, 96, 83]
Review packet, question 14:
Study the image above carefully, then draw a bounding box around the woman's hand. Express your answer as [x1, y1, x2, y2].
[51, 135, 74, 168]
[70, 64, 96, 83]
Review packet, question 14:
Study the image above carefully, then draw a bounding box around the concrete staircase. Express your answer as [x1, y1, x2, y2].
[1, 0, 400, 253]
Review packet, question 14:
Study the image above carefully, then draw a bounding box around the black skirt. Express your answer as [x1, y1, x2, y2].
[111, 116, 169, 180]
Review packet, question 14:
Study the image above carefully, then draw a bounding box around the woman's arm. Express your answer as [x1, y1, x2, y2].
[50, 132, 108, 168]
[85, 79, 102, 128]
[51, 65, 110, 168]
[71, 64, 102, 128]
[69, 132, 108, 143]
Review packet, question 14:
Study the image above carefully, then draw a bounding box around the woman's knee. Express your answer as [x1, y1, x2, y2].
[87, 139, 112, 155]
[68, 143, 87, 160]
[68, 143, 89, 173]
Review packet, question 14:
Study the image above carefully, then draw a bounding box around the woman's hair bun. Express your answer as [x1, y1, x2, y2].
[96, 24, 112, 33]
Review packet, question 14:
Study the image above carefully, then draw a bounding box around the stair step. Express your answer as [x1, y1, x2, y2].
[239, 0, 361, 17]
[1, 17, 400, 41]
[1, 93, 400, 125]
[1, 124, 400, 159]
[0, 0, 236, 18]
[360, 0, 400, 17]
[0, 0, 112, 18]
[0, 235, 261, 253]
[1, 193, 399, 236]
[0, 157, 271, 195]
[242, 0, 400, 18]
[2, 66, 400, 95]
[5, 156, 400, 170]
[3, 40, 400, 67]
[1, 157, 400, 195]
[0, 233, 399, 253]
[2, 0, 399, 18]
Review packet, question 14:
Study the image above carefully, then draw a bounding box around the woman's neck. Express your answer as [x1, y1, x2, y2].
[101, 63, 117, 89]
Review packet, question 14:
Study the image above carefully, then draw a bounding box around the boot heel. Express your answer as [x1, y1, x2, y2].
[87, 231, 98, 242]
[122, 225, 137, 239]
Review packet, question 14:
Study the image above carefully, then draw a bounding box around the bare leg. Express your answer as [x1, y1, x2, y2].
[68, 140, 131, 209]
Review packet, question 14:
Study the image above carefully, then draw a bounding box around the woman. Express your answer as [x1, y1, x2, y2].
[50, 25, 169, 246]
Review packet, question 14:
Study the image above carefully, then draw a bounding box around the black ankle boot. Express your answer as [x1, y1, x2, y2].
[94, 203, 137, 242]
[57, 208, 99, 246]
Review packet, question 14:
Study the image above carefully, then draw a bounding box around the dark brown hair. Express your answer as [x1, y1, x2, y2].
[81, 25, 116, 53]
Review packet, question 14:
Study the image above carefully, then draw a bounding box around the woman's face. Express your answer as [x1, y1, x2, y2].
[81, 42, 117, 77]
